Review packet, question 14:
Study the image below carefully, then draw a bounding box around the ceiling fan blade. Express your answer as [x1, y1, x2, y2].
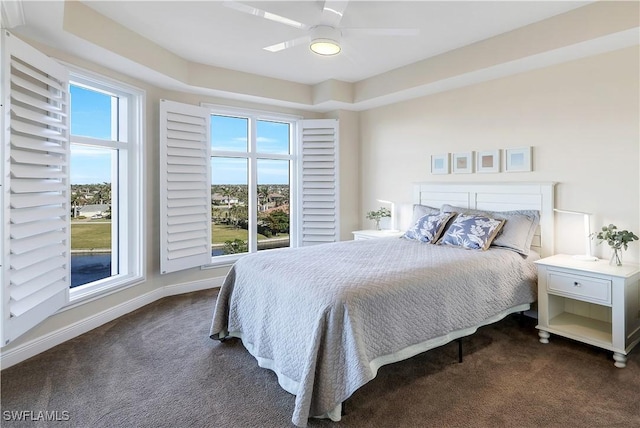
[342, 28, 420, 37]
[263, 36, 310, 53]
[223, 1, 309, 30]
[320, 0, 349, 27]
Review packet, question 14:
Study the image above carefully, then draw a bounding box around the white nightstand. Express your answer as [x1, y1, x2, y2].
[535, 254, 640, 368]
[352, 230, 404, 240]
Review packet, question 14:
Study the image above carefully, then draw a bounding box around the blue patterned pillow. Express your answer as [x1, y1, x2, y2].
[439, 214, 505, 250]
[440, 204, 540, 255]
[403, 212, 455, 243]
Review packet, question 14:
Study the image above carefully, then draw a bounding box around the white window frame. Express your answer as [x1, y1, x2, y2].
[204, 104, 300, 267]
[67, 67, 145, 304]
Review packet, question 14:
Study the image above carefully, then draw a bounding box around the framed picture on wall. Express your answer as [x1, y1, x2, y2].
[476, 150, 500, 173]
[452, 152, 473, 174]
[505, 147, 532, 172]
[431, 154, 450, 174]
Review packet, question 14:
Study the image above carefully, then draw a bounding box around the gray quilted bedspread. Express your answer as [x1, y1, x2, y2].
[210, 237, 537, 427]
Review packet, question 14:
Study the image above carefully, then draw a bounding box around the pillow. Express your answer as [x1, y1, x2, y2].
[411, 204, 440, 225]
[438, 214, 505, 250]
[403, 212, 455, 243]
[440, 204, 540, 256]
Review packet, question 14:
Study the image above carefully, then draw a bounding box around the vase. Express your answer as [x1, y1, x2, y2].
[374, 219, 381, 230]
[609, 248, 623, 266]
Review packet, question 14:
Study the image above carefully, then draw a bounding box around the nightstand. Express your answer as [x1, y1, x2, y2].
[352, 230, 404, 240]
[535, 254, 640, 368]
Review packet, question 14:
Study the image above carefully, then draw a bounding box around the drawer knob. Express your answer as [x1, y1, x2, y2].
[573, 281, 581, 287]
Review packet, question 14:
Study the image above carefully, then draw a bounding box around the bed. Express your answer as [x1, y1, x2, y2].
[210, 182, 555, 427]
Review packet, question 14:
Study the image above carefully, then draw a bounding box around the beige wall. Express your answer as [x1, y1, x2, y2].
[359, 46, 640, 262]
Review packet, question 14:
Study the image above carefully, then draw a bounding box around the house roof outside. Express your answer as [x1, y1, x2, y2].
[78, 204, 110, 215]
[211, 194, 239, 202]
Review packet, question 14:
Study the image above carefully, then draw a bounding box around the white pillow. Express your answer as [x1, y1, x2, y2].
[411, 204, 440, 224]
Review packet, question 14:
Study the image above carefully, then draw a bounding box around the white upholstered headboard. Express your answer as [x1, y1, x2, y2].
[413, 182, 556, 257]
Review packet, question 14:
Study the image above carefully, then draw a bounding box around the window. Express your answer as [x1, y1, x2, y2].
[159, 100, 339, 274]
[0, 33, 144, 346]
[68, 72, 144, 301]
[209, 111, 294, 261]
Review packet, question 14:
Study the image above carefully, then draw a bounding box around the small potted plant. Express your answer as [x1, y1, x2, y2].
[366, 207, 391, 230]
[592, 224, 639, 266]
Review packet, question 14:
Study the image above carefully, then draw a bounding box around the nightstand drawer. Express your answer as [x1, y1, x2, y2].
[547, 271, 611, 305]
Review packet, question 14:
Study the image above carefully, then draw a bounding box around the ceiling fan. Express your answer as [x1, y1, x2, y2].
[223, 0, 420, 56]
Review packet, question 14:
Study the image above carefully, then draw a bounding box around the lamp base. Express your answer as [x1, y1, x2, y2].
[572, 254, 599, 262]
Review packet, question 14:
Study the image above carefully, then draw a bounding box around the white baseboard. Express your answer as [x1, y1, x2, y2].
[164, 277, 224, 296]
[0, 277, 224, 370]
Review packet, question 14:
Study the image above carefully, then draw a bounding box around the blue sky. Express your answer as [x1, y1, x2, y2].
[70, 85, 290, 185]
[70, 85, 113, 185]
[210, 116, 290, 185]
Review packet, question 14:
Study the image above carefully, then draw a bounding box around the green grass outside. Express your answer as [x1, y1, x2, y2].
[71, 221, 111, 250]
[212, 224, 252, 243]
[71, 221, 288, 251]
[212, 224, 289, 243]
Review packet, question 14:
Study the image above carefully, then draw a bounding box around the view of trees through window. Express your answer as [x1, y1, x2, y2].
[210, 114, 292, 257]
[70, 181, 113, 287]
[69, 84, 118, 288]
[211, 182, 290, 255]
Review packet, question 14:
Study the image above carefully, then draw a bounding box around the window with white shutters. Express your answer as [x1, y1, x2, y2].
[1, 31, 70, 345]
[159, 106, 339, 273]
[297, 119, 339, 247]
[1, 32, 144, 345]
[159, 100, 212, 274]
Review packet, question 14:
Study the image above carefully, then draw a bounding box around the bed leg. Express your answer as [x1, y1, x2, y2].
[341, 402, 346, 416]
[457, 339, 463, 363]
[516, 311, 527, 327]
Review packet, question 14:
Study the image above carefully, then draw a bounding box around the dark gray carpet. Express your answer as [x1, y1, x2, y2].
[1, 289, 639, 427]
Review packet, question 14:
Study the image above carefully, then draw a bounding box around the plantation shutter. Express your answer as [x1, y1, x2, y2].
[297, 119, 339, 246]
[1, 32, 70, 346]
[159, 100, 211, 274]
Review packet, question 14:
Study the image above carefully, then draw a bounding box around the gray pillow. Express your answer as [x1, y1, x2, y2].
[412, 204, 440, 224]
[440, 204, 540, 256]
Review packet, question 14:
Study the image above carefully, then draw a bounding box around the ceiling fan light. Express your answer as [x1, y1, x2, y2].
[309, 25, 341, 56]
[310, 38, 341, 55]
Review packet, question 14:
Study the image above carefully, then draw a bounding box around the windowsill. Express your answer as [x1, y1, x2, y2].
[201, 254, 242, 270]
[200, 245, 293, 270]
[64, 275, 146, 312]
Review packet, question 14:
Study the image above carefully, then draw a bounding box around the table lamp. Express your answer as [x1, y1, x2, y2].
[554, 208, 598, 261]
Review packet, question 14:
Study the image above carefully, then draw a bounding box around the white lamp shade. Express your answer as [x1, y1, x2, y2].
[554, 208, 598, 261]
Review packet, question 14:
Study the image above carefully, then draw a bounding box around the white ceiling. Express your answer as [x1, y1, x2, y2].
[20, 0, 592, 86]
